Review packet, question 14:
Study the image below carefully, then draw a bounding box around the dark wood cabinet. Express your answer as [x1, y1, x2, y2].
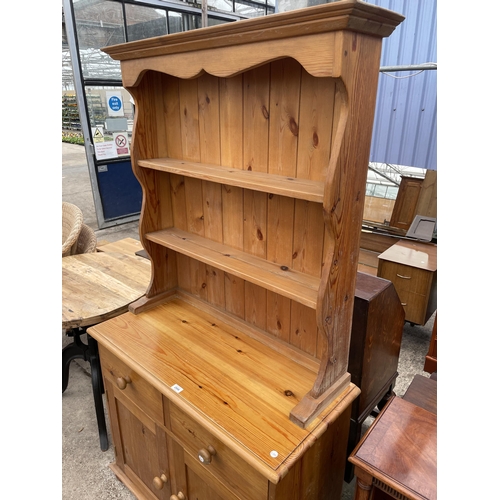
[345, 272, 405, 481]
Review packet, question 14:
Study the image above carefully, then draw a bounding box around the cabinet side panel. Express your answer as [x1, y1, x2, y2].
[133, 73, 179, 295]
[298, 402, 351, 500]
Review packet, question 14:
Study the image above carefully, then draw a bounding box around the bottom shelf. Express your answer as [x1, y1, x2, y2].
[89, 292, 359, 477]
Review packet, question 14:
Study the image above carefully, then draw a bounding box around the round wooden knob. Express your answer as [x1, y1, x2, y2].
[116, 375, 131, 390]
[153, 473, 168, 490]
[198, 445, 216, 465]
[170, 493, 186, 500]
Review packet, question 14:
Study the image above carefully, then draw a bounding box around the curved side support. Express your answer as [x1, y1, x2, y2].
[290, 32, 384, 428]
[313, 77, 350, 398]
[127, 75, 179, 305]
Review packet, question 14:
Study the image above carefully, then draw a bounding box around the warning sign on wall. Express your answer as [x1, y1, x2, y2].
[113, 132, 129, 156]
[92, 126, 104, 143]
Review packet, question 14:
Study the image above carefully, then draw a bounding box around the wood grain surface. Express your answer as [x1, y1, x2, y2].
[89, 295, 359, 475]
[62, 252, 151, 329]
[350, 397, 437, 500]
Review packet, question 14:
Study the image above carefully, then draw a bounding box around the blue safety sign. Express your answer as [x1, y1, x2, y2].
[108, 95, 122, 112]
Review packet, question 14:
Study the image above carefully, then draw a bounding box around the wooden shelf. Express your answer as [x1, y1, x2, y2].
[146, 228, 320, 309]
[137, 157, 325, 203]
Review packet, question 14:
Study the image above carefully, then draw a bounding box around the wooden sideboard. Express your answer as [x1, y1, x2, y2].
[377, 240, 437, 326]
[89, 2, 404, 499]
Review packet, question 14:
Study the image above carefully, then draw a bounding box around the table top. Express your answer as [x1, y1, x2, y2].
[349, 396, 437, 500]
[97, 237, 144, 256]
[378, 239, 437, 272]
[62, 251, 151, 329]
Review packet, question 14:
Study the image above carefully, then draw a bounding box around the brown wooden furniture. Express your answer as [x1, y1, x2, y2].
[345, 272, 405, 481]
[62, 251, 151, 450]
[89, 2, 403, 498]
[377, 240, 437, 325]
[349, 396, 437, 500]
[402, 374, 436, 415]
[62, 252, 151, 329]
[424, 314, 437, 373]
[97, 236, 145, 256]
[97, 240, 407, 484]
[389, 177, 424, 231]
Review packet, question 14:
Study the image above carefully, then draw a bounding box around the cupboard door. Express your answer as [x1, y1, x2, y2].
[168, 437, 244, 500]
[169, 403, 267, 500]
[105, 381, 171, 500]
[389, 177, 423, 230]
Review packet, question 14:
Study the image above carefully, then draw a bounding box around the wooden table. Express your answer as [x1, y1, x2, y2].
[349, 396, 437, 500]
[62, 251, 151, 450]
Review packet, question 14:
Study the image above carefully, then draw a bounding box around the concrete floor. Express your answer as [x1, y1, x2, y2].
[61, 142, 435, 499]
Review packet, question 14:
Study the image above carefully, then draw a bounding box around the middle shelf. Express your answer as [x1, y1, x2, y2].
[146, 227, 320, 309]
[137, 157, 325, 203]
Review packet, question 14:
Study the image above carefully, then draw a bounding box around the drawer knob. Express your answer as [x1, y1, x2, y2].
[170, 493, 186, 500]
[198, 445, 217, 465]
[116, 375, 131, 390]
[153, 473, 168, 490]
[396, 273, 411, 279]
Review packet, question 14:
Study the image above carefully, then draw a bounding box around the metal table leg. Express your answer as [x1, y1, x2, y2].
[62, 327, 109, 451]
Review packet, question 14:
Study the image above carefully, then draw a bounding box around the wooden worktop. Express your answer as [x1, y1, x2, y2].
[377, 239, 437, 272]
[89, 292, 359, 482]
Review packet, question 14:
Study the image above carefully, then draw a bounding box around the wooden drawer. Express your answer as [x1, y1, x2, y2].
[378, 261, 431, 296]
[100, 347, 164, 425]
[401, 291, 429, 325]
[168, 403, 268, 500]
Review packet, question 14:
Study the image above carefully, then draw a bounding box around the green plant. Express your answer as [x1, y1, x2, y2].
[62, 131, 84, 146]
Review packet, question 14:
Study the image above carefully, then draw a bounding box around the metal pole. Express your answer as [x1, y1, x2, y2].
[62, 0, 107, 228]
[202, 0, 208, 27]
[380, 63, 437, 73]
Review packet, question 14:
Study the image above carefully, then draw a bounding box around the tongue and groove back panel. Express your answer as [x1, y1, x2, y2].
[131, 60, 340, 361]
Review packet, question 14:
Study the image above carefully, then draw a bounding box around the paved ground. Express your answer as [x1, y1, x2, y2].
[61, 142, 434, 499]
